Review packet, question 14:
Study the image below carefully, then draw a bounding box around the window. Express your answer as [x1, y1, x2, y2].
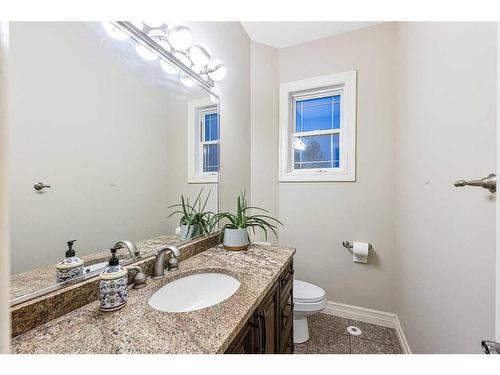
[279, 71, 356, 182]
[188, 98, 219, 183]
[200, 109, 219, 173]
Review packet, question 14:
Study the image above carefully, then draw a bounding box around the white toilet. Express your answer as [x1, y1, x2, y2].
[293, 279, 327, 343]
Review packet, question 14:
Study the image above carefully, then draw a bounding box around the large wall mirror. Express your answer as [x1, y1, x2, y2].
[8, 22, 220, 303]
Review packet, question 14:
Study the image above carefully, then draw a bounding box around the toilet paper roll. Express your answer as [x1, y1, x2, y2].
[175, 226, 181, 236]
[352, 241, 369, 263]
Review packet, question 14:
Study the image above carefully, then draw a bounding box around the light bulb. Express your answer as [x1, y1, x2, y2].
[144, 21, 165, 28]
[180, 75, 197, 87]
[191, 64, 205, 74]
[102, 22, 129, 40]
[189, 43, 211, 67]
[160, 60, 179, 75]
[207, 59, 227, 81]
[130, 21, 144, 31]
[173, 51, 192, 68]
[148, 29, 171, 51]
[167, 24, 192, 51]
[135, 44, 158, 61]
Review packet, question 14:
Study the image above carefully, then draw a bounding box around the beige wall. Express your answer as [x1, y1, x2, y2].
[187, 22, 251, 212]
[277, 23, 397, 312]
[250, 42, 279, 242]
[394, 22, 497, 353]
[250, 22, 497, 353]
[0, 22, 10, 353]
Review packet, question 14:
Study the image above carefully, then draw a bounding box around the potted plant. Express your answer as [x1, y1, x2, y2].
[168, 189, 214, 240]
[211, 191, 282, 251]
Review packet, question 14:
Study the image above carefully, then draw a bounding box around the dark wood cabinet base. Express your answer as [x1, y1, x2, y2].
[226, 260, 294, 354]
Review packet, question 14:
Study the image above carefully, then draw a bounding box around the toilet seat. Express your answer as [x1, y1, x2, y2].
[293, 279, 326, 304]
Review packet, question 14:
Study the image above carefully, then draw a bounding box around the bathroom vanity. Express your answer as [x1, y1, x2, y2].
[11, 244, 295, 354]
[225, 259, 294, 354]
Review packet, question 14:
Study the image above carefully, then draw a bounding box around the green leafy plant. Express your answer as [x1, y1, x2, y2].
[211, 191, 283, 240]
[168, 189, 215, 235]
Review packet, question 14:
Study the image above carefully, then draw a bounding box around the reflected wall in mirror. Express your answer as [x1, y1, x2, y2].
[8, 22, 219, 301]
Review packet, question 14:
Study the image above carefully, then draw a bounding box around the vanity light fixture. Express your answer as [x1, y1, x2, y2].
[147, 29, 171, 51]
[167, 24, 192, 51]
[130, 21, 145, 31]
[172, 50, 193, 68]
[160, 59, 179, 75]
[144, 21, 165, 28]
[135, 44, 158, 61]
[102, 22, 129, 40]
[102, 21, 226, 88]
[189, 43, 211, 67]
[207, 59, 227, 81]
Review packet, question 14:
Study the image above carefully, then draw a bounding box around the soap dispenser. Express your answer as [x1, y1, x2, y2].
[55, 240, 84, 283]
[99, 246, 128, 312]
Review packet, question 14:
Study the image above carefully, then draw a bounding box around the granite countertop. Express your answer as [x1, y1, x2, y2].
[10, 235, 181, 300]
[11, 244, 295, 354]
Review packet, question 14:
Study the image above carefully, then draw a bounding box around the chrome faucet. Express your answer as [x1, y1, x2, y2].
[113, 240, 139, 258]
[482, 340, 500, 354]
[152, 245, 180, 279]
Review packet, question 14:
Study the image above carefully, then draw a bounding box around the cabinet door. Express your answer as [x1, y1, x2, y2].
[279, 260, 294, 353]
[255, 284, 279, 354]
[225, 323, 255, 354]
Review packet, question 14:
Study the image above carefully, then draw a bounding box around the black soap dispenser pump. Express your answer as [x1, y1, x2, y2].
[99, 246, 129, 312]
[65, 240, 76, 257]
[108, 246, 120, 267]
[55, 239, 84, 283]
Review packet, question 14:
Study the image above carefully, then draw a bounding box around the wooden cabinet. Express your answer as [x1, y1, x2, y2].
[225, 260, 294, 354]
[225, 323, 254, 354]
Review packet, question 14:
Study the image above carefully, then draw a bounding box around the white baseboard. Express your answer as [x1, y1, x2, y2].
[393, 314, 412, 354]
[323, 301, 412, 354]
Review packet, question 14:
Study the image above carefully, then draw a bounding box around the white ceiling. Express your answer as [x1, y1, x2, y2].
[241, 22, 381, 49]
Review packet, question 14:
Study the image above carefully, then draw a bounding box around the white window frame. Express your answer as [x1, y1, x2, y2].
[279, 71, 357, 182]
[188, 98, 219, 184]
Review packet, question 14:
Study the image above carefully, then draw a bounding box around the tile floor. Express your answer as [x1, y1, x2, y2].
[294, 313, 403, 354]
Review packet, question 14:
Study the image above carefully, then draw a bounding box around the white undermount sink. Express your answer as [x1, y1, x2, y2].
[148, 272, 240, 313]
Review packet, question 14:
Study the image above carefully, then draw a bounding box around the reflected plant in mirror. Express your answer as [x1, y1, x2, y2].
[211, 191, 283, 251]
[168, 189, 216, 240]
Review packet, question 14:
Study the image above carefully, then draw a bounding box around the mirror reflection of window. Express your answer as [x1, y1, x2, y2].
[201, 109, 220, 173]
[188, 98, 219, 184]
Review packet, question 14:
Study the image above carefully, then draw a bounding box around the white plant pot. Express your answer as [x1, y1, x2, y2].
[180, 224, 201, 240]
[223, 228, 249, 251]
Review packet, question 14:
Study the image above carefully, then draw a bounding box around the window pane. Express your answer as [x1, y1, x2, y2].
[203, 144, 219, 172]
[293, 133, 339, 169]
[295, 95, 341, 132]
[204, 113, 219, 141]
[333, 96, 340, 129]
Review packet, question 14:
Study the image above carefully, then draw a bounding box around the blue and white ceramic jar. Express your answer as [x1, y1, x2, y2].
[99, 247, 128, 312]
[55, 240, 84, 283]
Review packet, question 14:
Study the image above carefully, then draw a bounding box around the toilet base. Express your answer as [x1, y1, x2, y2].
[293, 317, 310, 343]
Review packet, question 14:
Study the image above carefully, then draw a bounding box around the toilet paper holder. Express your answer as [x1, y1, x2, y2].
[342, 241, 372, 252]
